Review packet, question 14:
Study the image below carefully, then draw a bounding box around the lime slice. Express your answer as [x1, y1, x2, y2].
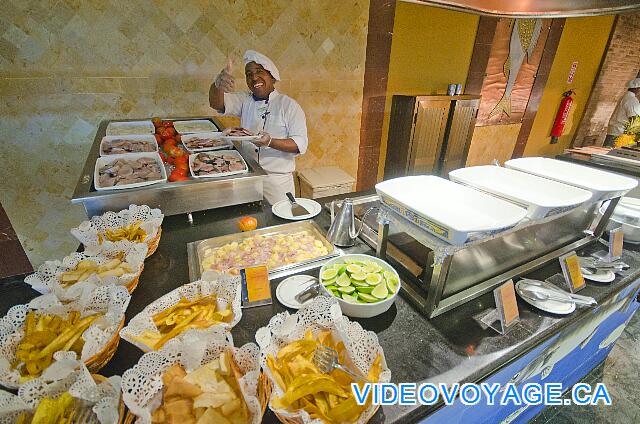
[386, 277, 399, 293]
[329, 290, 340, 297]
[337, 264, 348, 275]
[366, 273, 383, 285]
[338, 286, 355, 294]
[363, 262, 381, 273]
[321, 277, 337, 286]
[356, 298, 368, 304]
[346, 264, 362, 274]
[384, 271, 396, 281]
[386, 292, 395, 299]
[336, 273, 352, 287]
[371, 283, 388, 299]
[356, 286, 374, 294]
[325, 285, 338, 291]
[357, 293, 379, 303]
[351, 279, 369, 287]
[351, 272, 367, 281]
[321, 268, 338, 281]
[341, 293, 357, 303]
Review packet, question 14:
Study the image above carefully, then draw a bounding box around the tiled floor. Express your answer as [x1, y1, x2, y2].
[530, 310, 640, 423]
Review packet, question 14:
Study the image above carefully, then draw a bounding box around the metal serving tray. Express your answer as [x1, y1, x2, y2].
[187, 221, 341, 281]
[71, 117, 267, 217]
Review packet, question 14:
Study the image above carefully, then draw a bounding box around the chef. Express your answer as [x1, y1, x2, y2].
[209, 50, 308, 205]
[605, 78, 640, 146]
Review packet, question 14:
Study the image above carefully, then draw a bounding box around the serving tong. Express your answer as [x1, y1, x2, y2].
[578, 256, 628, 275]
[313, 344, 367, 382]
[518, 278, 597, 307]
[293, 277, 321, 304]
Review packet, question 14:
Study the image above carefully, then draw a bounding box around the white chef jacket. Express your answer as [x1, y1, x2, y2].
[223, 90, 308, 174]
[608, 91, 640, 136]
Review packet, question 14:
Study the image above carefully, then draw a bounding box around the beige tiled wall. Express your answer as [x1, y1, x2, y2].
[0, 0, 369, 266]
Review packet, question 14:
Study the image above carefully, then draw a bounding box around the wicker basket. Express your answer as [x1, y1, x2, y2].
[124, 263, 144, 293]
[85, 317, 125, 373]
[274, 405, 380, 424]
[123, 371, 272, 423]
[145, 227, 161, 257]
[92, 374, 125, 424]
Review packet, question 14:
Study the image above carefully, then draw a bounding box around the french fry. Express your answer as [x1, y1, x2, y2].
[59, 256, 134, 287]
[98, 268, 125, 278]
[103, 220, 147, 243]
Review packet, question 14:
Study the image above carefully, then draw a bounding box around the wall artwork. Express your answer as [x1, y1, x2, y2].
[476, 18, 551, 126]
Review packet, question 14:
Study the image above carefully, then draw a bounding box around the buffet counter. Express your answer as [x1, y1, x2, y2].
[2, 194, 640, 423]
[71, 117, 267, 217]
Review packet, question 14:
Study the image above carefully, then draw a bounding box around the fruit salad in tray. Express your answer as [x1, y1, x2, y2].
[188, 221, 338, 279]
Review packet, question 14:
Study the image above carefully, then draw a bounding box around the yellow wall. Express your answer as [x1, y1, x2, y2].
[523, 15, 615, 157]
[0, 0, 369, 266]
[377, 3, 479, 179]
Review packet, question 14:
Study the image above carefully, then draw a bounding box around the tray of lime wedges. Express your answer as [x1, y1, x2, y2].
[318, 254, 400, 318]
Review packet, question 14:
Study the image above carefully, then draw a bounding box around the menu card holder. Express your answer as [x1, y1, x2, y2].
[607, 227, 624, 261]
[240, 265, 272, 308]
[478, 279, 520, 335]
[559, 251, 585, 293]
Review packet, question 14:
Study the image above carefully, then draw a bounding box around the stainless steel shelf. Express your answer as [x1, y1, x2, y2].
[71, 117, 267, 217]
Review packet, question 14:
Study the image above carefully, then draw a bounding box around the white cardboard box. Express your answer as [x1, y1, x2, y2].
[297, 166, 355, 199]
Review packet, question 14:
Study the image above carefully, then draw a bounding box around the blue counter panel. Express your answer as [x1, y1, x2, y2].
[422, 282, 640, 424]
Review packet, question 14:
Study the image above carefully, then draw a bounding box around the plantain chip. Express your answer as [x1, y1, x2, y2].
[269, 330, 383, 423]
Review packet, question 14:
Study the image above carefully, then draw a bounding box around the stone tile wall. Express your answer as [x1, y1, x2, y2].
[573, 13, 640, 147]
[0, 0, 369, 266]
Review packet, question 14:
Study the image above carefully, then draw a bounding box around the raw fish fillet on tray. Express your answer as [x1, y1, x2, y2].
[101, 138, 155, 154]
[98, 157, 162, 187]
[183, 136, 228, 150]
[190, 151, 247, 177]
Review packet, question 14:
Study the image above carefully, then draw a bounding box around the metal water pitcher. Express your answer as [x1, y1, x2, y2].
[327, 198, 375, 247]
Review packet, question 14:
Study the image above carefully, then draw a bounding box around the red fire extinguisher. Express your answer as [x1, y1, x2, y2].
[550, 90, 574, 144]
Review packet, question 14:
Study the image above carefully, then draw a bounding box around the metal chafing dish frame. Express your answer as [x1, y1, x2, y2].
[71, 117, 267, 217]
[186, 220, 342, 282]
[333, 194, 620, 318]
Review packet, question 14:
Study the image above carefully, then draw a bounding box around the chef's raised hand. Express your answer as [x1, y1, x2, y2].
[253, 130, 272, 147]
[214, 58, 235, 92]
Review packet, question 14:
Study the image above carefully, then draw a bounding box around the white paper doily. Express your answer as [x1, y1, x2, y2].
[24, 241, 147, 301]
[256, 296, 391, 424]
[120, 277, 242, 352]
[121, 326, 262, 424]
[0, 285, 130, 389]
[71, 204, 163, 248]
[0, 356, 121, 424]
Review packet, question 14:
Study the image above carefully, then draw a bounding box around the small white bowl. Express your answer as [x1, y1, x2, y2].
[319, 254, 400, 318]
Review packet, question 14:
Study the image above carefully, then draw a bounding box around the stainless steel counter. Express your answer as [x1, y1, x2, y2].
[71, 117, 267, 217]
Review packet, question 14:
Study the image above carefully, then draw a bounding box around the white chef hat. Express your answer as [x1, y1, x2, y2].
[243, 50, 280, 81]
[627, 78, 640, 89]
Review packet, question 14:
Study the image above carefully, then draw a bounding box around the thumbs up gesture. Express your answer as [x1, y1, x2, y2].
[215, 57, 235, 92]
